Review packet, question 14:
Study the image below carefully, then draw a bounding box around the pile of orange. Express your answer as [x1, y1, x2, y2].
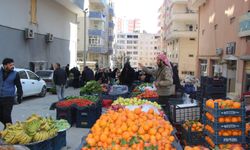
[205, 112, 214, 122]
[182, 120, 203, 132]
[206, 99, 241, 109]
[205, 125, 214, 134]
[82, 108, 177, 150]
[246, 123, 250, 135]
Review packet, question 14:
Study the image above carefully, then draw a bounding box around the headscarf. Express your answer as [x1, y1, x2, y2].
[157, 53, 171, 67]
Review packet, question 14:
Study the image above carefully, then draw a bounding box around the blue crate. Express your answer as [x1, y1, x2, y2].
[181, 126, 204, 146]
[76, 106, 98, 128]
[26, 138, 53, 150]
[204, 130, 246, 144]
[204, 116, 245, 130]
[203, 100, 245, 117]
[52, 131, 66, 150]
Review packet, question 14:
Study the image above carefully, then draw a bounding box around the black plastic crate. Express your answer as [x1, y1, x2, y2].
[56, 107, 74, 125]
[52, 131, 66, 150]
[201, 76, 227, 85]
[76, 106, 98, 128]
[204, 130, 246, 144]
[181, 126, 204, 146]
[201, 84, 227, 94]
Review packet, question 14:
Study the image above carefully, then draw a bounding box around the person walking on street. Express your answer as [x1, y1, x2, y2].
[139, 53, 173, 115]
[0, 58, 23, 128]
[53, 63, 67, 100]
[119, 62, 135, 91]
[65, 64, 70, 88]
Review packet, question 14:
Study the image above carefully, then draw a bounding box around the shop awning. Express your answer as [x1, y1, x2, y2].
[223, 55, 238, 60]
[239, 55, 250, 60]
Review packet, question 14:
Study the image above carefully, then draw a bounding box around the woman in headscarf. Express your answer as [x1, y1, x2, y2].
[139, 53, 173, 115]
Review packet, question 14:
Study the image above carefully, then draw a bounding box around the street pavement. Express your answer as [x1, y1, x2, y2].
[0, 87, 89, 150]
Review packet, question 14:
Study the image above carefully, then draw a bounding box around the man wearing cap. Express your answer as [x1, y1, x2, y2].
[139, 53, 173, 115]
[0, 58, 23, 128]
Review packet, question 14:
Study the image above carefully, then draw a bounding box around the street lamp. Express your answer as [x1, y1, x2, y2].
[83, 8, 88, 67]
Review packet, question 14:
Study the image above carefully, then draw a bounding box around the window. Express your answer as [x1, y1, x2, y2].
[118, 40, 126, 44]
[133, 57, 137, 60]
[133, 51, 138, 55]
[189, 38, 195, 41]
[127, 40, 133, 44]
[127, 35, 133, 38]
[133, 46, 138, 49]
[189, 54, 194, 57]
[127, 51, 132, 55]
[19, 71, 28, 79]
[133, 35, 138, 38]
[154, 46, 158, 50]
[27, 71, 39, 80]
[89, 36, 101, 46]
[118, 34, 125, 38]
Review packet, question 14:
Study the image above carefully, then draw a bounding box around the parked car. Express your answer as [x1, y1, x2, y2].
[15, 68, 47, 101]
[35, 70, 54, 89]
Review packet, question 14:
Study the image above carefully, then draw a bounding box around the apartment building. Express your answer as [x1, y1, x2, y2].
[0, 0, 84, 71]
[115, 17, 141, 33]
[158, 0, 198, 79]
[114, 32, 161, 69]
[77, 0, 114, 70]
[190, 0, 250, 96]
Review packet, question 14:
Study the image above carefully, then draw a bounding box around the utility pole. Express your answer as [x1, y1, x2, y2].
[83, 8, 88, 67]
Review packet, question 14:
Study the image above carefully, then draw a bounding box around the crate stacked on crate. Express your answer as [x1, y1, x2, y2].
[203, 99, 246, 149]
[181, 120, 204, 146]
[246, 123, 250, 149]
[169, 98, 201, 124]
[199, 77, 227, 101]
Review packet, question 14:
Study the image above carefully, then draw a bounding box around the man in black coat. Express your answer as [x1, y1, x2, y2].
[82, 66, 95, 84]
[53, 63, 67, 100]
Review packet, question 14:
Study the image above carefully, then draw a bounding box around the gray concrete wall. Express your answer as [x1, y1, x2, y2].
[0, 25, 70, 69]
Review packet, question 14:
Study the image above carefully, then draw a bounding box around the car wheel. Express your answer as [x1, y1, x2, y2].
[39, 86, 47, 97]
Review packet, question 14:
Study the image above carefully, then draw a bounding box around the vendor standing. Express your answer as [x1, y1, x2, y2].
[0, 58, 23, 128]
[139, 53, 173, 115]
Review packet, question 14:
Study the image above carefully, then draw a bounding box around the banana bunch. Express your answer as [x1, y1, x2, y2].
[33, 131, 50, 142]
[48, 128, 57, 137]
[25, 120, 41, 136]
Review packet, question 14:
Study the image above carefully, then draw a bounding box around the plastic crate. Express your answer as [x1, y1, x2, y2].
[204, 116, 245, 130]
[76, 106, 98, 128]
[52, 131, 66, 150]
[56, 107, 74, 125]
[181, 126, 204, 146]
[204, 130, 246, 144]
[203, 100, 245, 117]
[201, 76, 227, 85]
[170, 105, 200, 123]
[201, 84, 227, 94]
[25, 138, 53, 150]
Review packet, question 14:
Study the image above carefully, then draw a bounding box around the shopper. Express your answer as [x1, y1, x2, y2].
[82, 66, 95, 84]
[70, 67, 81, 88]
[0, 58, 23, 128]
[53, 63, 67, 100]
[139, 53, 174, 115]
[119, 62, 135, 91]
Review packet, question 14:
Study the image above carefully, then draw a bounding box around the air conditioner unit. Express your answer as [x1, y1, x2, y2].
[24, 28, 34, 39]
[216, 48, 223, 56]
[45, 33, 54, 42]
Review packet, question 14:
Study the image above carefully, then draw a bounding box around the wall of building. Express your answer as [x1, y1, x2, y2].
[0, 0, 78, 70]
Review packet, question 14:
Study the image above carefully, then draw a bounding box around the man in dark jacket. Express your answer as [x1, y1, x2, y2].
[82, 66, 94, 84]
[0, 58, 23, 128]
[53, 63, 67, 100]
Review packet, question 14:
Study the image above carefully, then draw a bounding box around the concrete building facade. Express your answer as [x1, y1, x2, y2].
[0, 0, 84, 71]
[114, 32, 161, 69]
[158, 0, 198, 79]
[190, 0, 250, 96]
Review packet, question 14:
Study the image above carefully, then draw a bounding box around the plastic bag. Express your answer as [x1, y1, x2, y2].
[109, 85, 128, 95]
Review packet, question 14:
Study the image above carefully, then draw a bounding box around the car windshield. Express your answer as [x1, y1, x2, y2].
[36, 71, 52, 78]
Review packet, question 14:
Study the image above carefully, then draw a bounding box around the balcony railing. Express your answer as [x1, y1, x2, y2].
[88, 46, 107, 54]
[166, 29, 197, 39]
[89, 11, 105, 21]
[88, 29, 105, 36]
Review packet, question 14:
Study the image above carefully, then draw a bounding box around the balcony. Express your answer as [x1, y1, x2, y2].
[90, 0, 107, 8]
[109, 35, 114, 41]
[171, 0, 188, 6]
[89, 11, 105, 21]
[171, 12, 198, 21]
[189, 0, 206, 9]
[88, 46, 107, 54]
[109, 21, 114, 28]
[54, 0, 84, 16]
[109, 7, 114, 17]
[88, 29, 105, 36]
[166, 29, 197, 40]
[239, 12, 250, 37]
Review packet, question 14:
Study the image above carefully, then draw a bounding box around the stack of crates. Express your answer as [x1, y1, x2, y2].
[203, 99, 246, 148]
[199, 77, 227, 100]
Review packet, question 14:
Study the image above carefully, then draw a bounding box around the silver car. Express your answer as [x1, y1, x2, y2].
[35, 70, 54, 89]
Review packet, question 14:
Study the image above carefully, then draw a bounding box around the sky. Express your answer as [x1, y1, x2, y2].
[113, 0, 163, 33]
